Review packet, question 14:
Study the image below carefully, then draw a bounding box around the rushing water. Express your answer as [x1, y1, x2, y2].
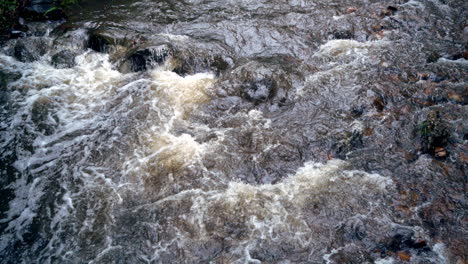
[0, 0, 466, 263]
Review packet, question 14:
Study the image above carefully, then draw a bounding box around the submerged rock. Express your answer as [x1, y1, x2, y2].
[418, 110, 450, 157]
[13, 37, 48, 62]
[119, 44, 170, 72]
[31, 96, 58, 135]
[22, 0, 66, 21]
[220, 60, 293, 105]
[243, 78, 274, 103]
[87, 28, 135, 53]
[51, 50, 77, 68]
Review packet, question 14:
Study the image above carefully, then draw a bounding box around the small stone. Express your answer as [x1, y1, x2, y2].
[373, 97, 386, 112]
[397, 251, 411, 261]
[434, 147, 447, 158]
[51, 50, 77, 68]
[243, 79, 273, 103]
[346, 7, 357, 13]
[381, 6, 398, 17]
[447, 91, 462, 103]
[333, 29, 354, 40]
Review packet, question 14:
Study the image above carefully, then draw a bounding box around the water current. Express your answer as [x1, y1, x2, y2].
[0, 0, 466, 263]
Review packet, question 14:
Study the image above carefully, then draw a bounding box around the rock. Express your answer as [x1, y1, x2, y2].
[187, 239, 223, 262]
[434, 147, 447, 158]
[87, 28, 135, 53]
[172, 52, 232, 76]
[52, 26, 88, 51]
[220, 61, 293, 104]
[397, 251, 411, 261]
[0, 70, 21, 90]
[335, 130, 364, 158]
[333, 29, 354, 40]
[13, 37, 48, 62]
[28, 0, 55, 14]
[44, 8, 66, 21]
[447, 51, 468, 60]
[244, 78, 274, 103]
[381, 6, 398, 17]
[350, 105, 364, 117]
[418, 111, 450, 156]
[447, 91, 462, 103]
[327, 244, 374, 264]
[22, 0, 66, 21]
[426, 51, 441, 63]
[31, 97, 58, 135]
[337, 217, 367, 241]
[373, 97, 386, 112]
[51, 50, 77, 68]
[119, 44, 170, 72]
[0, 73, 11, 103]
[346, 7, 358, 14]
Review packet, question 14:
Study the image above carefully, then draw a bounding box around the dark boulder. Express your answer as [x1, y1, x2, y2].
[172, 53, 232, 76]
[31, 97, 58, 135]
[87, 28, 135, 53]
[0, 70, 21, 90]
[332, 29, 354, 40]
[243, 78, 274, 103]
[52, 26, 88, 52]
[22, 0, 66, 21]
[28, 0, 55, 14]
[374, 227, 431, 258]
[418, 110, 450, 157]
[219, 61, 294, 105]
[0, 70, 21, 105]
[51, 50, 77, 68]
[13, 37, 48, 62]
[327, 244, 374, 264]
[119, 44, 170, 72]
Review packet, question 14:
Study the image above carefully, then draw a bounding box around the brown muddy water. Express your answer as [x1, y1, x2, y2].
[0, 0, 466, 263]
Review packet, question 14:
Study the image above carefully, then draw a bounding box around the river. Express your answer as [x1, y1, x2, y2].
[0, 0, 466, 263]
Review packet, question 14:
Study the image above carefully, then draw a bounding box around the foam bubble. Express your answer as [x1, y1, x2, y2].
[151, 70, 215, 116]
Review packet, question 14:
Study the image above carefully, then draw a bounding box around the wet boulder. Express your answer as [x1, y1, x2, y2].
[22, 0, 66, 21]
[418, 110, 450, 157]
[380, 6, 398, 17]
[332, 29, 354, 40]
[326, 245, 374, 264]
[0, 70, 21, 90]
[220, 61, 293, 105]
[13, 37, 48, 62]
[243, 78, 274, 103]
[172, 53, 232, 76]
[52, 27, 88, 51]
[0, 70, 21, 105]
[51, 50, 77, 68]
[119, 44, 171, 72]
[374, 227, 431, 259]
[31, 96, 58, 135]
[87, 28, 136, 54]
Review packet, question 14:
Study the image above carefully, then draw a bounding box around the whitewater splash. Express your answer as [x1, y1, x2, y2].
[0, 36, 452, 264]
[1, 0, 466, 263]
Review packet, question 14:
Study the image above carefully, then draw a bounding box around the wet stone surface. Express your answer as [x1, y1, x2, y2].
[0, 0, 467, 263]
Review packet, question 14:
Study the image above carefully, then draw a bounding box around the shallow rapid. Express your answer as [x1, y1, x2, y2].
[0, 0, 466, 263]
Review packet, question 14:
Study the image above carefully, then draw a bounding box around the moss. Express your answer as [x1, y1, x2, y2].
[0, 0, 20, 35]
[0, 0, 80, 38]
[418, 110, 450, 156]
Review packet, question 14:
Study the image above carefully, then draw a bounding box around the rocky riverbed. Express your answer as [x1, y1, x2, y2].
[0, 0, 466, 263]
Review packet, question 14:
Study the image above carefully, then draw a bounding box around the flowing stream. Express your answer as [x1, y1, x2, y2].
[0, 0, 466, 263]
